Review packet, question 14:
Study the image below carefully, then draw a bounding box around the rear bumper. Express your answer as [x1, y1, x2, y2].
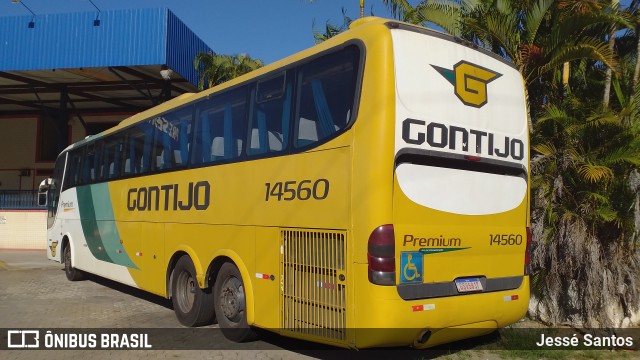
[351, 263, 529, 348]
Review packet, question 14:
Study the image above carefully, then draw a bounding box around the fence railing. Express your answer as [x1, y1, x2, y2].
[0, 190, 45, 210]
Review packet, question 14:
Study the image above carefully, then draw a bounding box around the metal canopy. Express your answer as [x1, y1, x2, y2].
[0, 8, 212, 116]
[0, 65, 194, 115]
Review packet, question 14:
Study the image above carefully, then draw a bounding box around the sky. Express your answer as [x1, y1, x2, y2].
[0, 0, 401, 64]
[0, 1, 634, 65]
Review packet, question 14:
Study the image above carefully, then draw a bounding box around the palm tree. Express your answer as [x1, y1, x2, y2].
[313, 8, 353, 44]
[194, 53, 263, 90]
[530, 85, 640, 326]
[383, 0, 620, 117]
[628, 0, 640, 89]
[225, 54, 264, 80]
[194, 52, 226, 90]
[603, 0, 620, 108]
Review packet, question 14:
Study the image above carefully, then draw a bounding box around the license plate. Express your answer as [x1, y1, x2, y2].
[455, 278, 483, 293]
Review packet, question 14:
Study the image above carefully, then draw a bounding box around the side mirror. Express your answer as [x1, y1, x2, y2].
[38, 178, 52, 207]
[38, 191, 47, 207]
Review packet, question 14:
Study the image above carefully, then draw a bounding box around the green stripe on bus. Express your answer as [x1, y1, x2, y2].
[77, 186, 113, 263]
[91, 183, 139, 270]
[76, 185, 139, 269]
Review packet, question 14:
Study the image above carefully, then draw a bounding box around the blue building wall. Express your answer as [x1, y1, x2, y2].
[0, 8, 212, 86]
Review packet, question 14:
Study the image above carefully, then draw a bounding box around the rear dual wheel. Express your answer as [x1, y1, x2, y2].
[214, 262, 256, 342]
[171, 256, 215, 327]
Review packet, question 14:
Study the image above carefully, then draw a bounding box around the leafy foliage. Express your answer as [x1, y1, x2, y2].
[312, 8, 353, 44]
[530, 90, 640, 325]
[194, 52, 263, 90]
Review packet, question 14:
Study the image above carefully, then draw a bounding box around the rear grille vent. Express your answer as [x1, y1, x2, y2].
[280, 229, 347, 341]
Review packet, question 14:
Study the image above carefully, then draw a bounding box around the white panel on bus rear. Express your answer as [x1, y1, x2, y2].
[392, 28, 528, 215]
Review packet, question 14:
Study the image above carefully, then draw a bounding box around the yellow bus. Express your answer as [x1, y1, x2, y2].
[40, 17, 530, 349]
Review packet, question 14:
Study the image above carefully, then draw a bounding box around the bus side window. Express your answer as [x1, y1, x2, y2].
[194, 86, 248, 164]
[150, 106, 192, 171]
[64, 149, 83, 189]
[102, 136, 122, 180]
[82, 144, 97, 184]
[124, 123, 154, 175]
[295, 45, 360, 148]
[248, 72, 291, 156]
[92, 141, 103, 182]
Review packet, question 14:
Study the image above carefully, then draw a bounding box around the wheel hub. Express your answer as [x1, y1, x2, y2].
[220, 277, 244, 322]
[176, 271, 195, 313]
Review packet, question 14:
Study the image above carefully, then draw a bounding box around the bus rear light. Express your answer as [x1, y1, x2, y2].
[524, 227, 532, 275]
[368, 224, 396, 286]
[367, 254, 395, 272]
[464, 155, 481, 161]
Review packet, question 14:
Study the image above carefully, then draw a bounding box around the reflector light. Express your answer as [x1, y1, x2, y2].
[412, 304, 435, 311]
[504, 295, 519, 302]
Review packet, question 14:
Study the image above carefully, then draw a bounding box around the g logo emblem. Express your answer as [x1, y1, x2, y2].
[432, 61, 502, 108]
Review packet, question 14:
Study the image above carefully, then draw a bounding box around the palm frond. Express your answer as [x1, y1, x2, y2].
[577, 164, 614, 183]
[382, 0, 416, 22]
[415, 1, 462, 35]
[596, 206, 619, 224]
[467, 12, 519, 60]
[600, 146, 640, 167]
[525, 0, 554, 44]
[537, 105, 574, 125]
[536, 37, 618, 83]
[582, 191, 610, 205]
[586, 111, 620, 126]
[533, 143, 557, 157]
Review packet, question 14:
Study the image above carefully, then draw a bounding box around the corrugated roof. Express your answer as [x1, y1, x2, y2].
[0, 8, 212, 87]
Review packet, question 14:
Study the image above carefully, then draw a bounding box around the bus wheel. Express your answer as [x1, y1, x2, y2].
[214, 262, 257, 342]
[171, 256, 215, 327]
[63, 244, 85, 281]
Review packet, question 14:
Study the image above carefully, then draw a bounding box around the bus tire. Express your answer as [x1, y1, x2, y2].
[64, 244, 85, 281]
[171, 256, 215, 327]
[214, 262, 257, 342]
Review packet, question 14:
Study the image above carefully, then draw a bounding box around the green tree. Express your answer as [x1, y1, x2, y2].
[313, 8, 353, 44]
[224, 54, 264, 80]
[194, 52, 263, 90]
[384, 0, 620, 117]
[530, 85, 640, 326]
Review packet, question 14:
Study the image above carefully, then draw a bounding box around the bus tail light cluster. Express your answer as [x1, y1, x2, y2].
[368, 225, 396, 286]
[524, 227, 532, 275]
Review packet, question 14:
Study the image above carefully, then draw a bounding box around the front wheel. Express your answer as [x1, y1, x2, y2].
[214, 262, 256, 342]
[64, 244, 85, 281]
[171, 256, 215, 327]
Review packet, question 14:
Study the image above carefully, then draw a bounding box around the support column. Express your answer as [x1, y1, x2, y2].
[56, 86, 70, 154]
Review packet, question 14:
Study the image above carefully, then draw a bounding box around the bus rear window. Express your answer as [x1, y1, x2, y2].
[295, 45, 360, 148]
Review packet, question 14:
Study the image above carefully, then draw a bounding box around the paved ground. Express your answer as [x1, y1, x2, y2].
[0, 250, 478, 360]
[0, 250, 317, 359]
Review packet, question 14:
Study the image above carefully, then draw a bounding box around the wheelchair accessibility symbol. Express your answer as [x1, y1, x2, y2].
[400, 252, 423, 283]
